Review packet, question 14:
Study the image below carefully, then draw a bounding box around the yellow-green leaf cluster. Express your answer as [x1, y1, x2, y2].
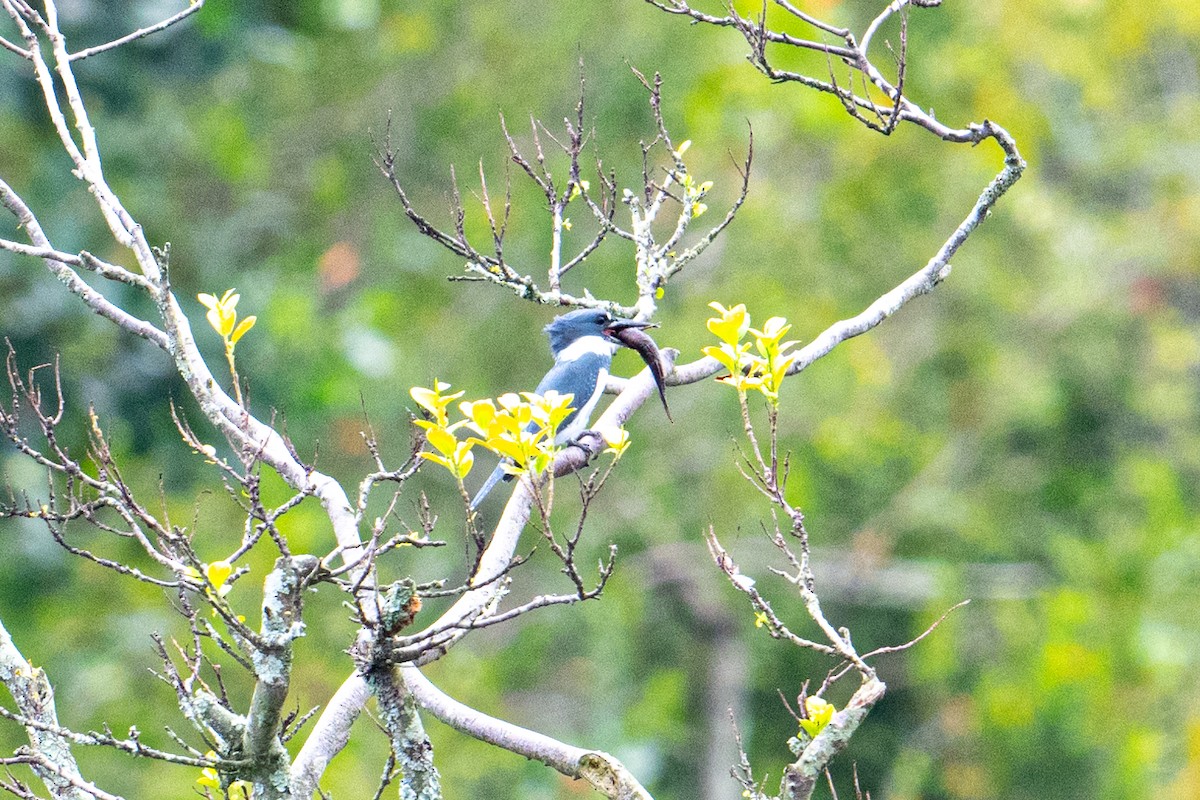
[461, 390, 576, 477]
[568, 179, 590, 201]
[196, 751, 251, 798]
[182, 561, 238, 602]
[600, 425, 631, 458]
[410, 380, 463, 428]
[677, 146, 714, 218]
[196, 755, 220, 790]
[410, 381, 473, 481]
[410, 383, 630, 486]
[799, 695, 836, 738]
[197, 289, 256, 346]
[702, 301, 798, 404]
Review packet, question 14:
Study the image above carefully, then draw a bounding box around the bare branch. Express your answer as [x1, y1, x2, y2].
[0, 33, 29, 58]
[0, 180, 169, 349]
[11, 754, 123, 800]
[0, 617, 91, 800]
[861, 599, 970, 659]
[402, 667, 654, 799]
[241, 555, 320, 790]
[385, 70, 748, 320]
[289, 676, 372, 799]
[0, 708, 215, 768]
[68, 1, 204, 62]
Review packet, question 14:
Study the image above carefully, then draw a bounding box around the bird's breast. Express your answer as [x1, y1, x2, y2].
[554, 335, 618, 363]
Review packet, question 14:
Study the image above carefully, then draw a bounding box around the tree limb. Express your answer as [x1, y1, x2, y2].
[0, 618, 91, 800]
[402, 667, 653, 800]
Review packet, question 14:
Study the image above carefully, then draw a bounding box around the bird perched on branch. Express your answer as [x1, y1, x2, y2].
[469, 307, 671, 509]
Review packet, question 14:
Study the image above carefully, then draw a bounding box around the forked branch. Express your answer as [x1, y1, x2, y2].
[378, 70, 751, 321]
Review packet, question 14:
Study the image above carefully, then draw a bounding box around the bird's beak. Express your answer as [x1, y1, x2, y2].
[603, 319, 673, 423]
[601, 317, 657, 343]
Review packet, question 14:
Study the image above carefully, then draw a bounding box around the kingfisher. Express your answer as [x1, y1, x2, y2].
[469, 307, 663, 509]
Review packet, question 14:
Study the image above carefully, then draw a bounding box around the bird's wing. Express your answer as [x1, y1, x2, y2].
[469, 462, 509, 510]
[533, 353, 607, 434]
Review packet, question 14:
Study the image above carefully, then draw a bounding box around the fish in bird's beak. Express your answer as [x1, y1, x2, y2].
[602, 319, 673, 422]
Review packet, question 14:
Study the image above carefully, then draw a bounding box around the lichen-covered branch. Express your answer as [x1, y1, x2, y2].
[367, 669, 442, 800]
[240, 556, 319, 799]
[780, 679, 886, 800]
[0, 618, 91, 800]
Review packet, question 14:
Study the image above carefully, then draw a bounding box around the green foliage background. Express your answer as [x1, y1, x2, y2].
[2, 1, 1199, 798]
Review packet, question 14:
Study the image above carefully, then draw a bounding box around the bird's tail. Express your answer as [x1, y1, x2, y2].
[469, 463, 509, 510]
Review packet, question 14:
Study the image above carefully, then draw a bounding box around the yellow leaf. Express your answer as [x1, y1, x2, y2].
[418, 452, 452, 470]
[701, 343, 746, 377]
[799, 696, 836, 738]
[454, 448, 475, 480]
[601, 426, 630, 457]
[706, 302, 750, 345]
[230, 315, 256, 344]
[410, 386, 439, 413]
[205, 560, 233, 591]
[216, 306, 236, 337]
[527, 390, 575, 431]
[762, 316, 790, 338]
[460, 399, 496, 433]
[488, 439, 526, 463]
[425, 425, 457, 457]
[228, 780, 253, 799]
[194, 290, 241, 337]
[197, 768, 220, 789]
[205, 307, 225, 336]
[514, 403, 532, 428]
[197, 751, 221, 789]
[409, 382, 463, 426]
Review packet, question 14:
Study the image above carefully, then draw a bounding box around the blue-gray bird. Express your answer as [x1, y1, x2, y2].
[469, 308, 661, 509]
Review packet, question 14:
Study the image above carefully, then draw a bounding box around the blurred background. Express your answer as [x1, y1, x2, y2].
[1, 0, 1198, 798]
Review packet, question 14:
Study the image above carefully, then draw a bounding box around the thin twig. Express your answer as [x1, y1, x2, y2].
[69, 1, 204, 62]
